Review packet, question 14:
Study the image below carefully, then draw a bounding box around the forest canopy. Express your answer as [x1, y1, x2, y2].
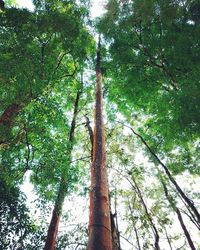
[0, 0, 200, 249]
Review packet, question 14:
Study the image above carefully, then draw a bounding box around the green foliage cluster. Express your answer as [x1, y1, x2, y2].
[0, 0, 94, 143]
[0, 0, 95, 248]
[0, 176, 45, 249]
[1, 0, 200, 249]
[98, 0, 200, 152]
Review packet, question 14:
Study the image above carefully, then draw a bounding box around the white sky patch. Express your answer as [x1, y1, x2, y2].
[16, 0, 106, 18]
[90, 0, 106, 18]
[21, 170, 41, 218]
[16, 0, 34, 10]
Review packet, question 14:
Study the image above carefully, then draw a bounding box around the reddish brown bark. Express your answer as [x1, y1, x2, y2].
[0, 103, 23, 144]
[44, 179, 66, 250]
[44, 90, 81, 250]
[0, 103, 21, 127]
[87, 40, 112, 250]
[44, 209, 59, 250]
[44, 184, 64, 250]
[86, 116, 120, 249]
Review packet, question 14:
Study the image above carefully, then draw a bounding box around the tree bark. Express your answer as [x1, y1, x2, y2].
[0, 103, 21, 127]
[44, 180, 66, 250]
[44, 89, 81, 250]
[87, 39, 112, 250]
[110, 212, 120, 250]
[0, 103, 22, 144]
[86, 116, 120, 249]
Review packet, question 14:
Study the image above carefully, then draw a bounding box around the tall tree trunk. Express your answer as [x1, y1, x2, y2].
[161, 178, 196, 250]
[125, 124, 200, 227]
[87, 39, 112, 250]
[44, 89, 81, 250]
[86, 116, 120, 249]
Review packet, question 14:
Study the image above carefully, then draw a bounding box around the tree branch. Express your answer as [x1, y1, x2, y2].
[117, 121, 200, 227]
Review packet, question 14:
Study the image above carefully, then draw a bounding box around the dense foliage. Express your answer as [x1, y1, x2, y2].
[0, 0, 200, 249]
[97, 0, 200, 176]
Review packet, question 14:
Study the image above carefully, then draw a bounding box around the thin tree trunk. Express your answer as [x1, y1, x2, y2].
[130, 175, 160, 250]
[110, 212, 120, 250]
[114, 187, 121, 250]
[164, 227, 173, 250]
[134, 226, 141, 250]
[85, 115, 94, 160]
[178, 196, 200, 230]
[87, 39, 112, 250]
[43, 180, 66, 250]
[176, 208, 196, 250]
[128, 199, 141, 250]
[122, 123, 200, 227]
[44, 89, 81, 250]
[161, 178, 196, 250]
